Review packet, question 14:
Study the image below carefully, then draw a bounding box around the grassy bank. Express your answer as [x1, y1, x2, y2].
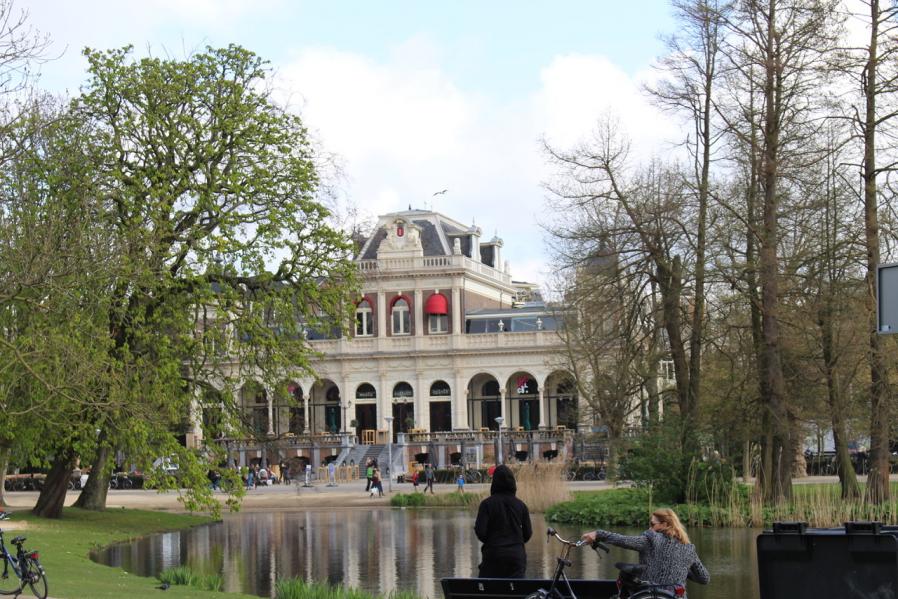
[6, 507, 257, 599]
[546, 483, 898, 529]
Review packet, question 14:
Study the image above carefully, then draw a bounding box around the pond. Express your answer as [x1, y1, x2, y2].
[91, 509, 759, 599]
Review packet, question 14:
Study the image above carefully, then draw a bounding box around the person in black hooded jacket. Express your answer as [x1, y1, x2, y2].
[474, 464, 533, 578]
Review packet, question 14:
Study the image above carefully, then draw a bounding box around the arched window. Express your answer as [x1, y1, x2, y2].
[430, 380, 451, 397]
[392, 297, 411, 335]
[393, 382, 414, 398]
[355, 299, 373, 337]
[482, 380, 500, 397]
[356, 383, 377, 400]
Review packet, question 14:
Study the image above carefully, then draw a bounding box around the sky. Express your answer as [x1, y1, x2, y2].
[25, 0, 685, 288]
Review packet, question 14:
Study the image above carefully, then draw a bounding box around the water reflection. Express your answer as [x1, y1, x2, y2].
[92, 510, 758, 599]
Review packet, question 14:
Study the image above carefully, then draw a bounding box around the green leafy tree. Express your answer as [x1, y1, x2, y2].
[31, 45, 357, 518]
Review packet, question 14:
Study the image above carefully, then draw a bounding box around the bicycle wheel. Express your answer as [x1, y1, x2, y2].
[0, 558, 21, 594]
[23, 558, 47, 599]
[582, 471, 597, 481]
[121, 477, 133, 490]
[465, 470, 482, 484]
[524, 591, 547, 599]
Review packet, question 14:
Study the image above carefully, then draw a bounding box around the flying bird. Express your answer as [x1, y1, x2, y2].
[432, 189, 448, 196]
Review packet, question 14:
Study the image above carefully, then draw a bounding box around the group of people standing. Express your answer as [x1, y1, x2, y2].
[364, 458, 384, 497]
[473, 465, 709, 596]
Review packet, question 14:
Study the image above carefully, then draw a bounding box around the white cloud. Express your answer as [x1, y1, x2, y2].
[535, 53, 678, 161]
[271, 42, 675, 288]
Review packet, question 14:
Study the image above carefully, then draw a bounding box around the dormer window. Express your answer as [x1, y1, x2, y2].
[392, 297, 411, 335]
[355, 300, 373, 337]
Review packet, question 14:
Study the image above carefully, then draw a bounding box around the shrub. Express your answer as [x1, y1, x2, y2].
[390, 492, 427, 507]
[618, 419, 690, 502]
[546, 488, 655, 527]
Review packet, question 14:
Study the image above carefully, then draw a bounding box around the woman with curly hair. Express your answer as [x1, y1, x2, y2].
[581, 508, 709, 595]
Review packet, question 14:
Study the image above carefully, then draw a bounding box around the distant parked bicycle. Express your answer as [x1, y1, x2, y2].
[0, 512, 48, 598]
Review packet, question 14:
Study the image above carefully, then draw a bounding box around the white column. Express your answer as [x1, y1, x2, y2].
[266, 387, 274, 436]
[379, 375, 389, 433]
[499, 388, 507, 423]
[453, 371, 469, 429]
[414, 289, 424, 335]
[451, 286, 461, 335]
[342, 378, 353, 432]
[377, 290, 387, 337]
[302, 392, 310, 433]
[416, 373, 427, 431]
[539, 389, 548, 429]
[187, 390, 203, 448]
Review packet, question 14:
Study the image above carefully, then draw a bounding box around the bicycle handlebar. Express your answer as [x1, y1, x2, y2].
[545, 527, 610, 553]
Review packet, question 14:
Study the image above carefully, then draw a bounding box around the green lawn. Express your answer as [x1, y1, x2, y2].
[6, 508, 259, 599]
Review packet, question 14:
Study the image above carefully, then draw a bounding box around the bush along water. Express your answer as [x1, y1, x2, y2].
[390, 491, 480, 508]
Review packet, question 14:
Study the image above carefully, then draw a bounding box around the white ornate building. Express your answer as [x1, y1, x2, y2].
[202, 209, 579, 470]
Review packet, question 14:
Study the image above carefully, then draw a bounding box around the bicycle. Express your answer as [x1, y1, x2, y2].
[613, 562, 685, 598]
[0, 512, 48, 598]
[524, 527, 609, 599]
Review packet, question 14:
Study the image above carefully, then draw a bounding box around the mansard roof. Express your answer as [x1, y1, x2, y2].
[356, 208, 484, 261]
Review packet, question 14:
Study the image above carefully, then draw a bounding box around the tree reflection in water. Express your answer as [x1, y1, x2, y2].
[91, 510, 758, 599]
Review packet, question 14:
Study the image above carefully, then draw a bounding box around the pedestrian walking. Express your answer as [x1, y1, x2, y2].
[457, 472, 465, 493]
[365, 459, 374, 493]
[424, 463, 435, 495]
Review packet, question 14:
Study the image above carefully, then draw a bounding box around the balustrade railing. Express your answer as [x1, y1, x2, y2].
[355, 255, 511, 284]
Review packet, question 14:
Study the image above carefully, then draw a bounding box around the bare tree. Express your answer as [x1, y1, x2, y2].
[646, 0, 729, 454]
[717, 0, 841, 502]
[840, 0, 898, 503]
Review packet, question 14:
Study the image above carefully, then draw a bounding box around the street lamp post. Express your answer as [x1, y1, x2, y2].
[495, 416, 505, 465]
[341, 400, 352, 434]
[384, 416, 394, 492]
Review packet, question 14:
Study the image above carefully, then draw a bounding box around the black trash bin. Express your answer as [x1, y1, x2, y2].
[758, 521, 898, 599]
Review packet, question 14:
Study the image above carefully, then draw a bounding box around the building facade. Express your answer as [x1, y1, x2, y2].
[200, 209, 579, 470]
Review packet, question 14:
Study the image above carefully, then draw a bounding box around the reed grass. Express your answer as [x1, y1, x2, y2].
[158, 566, 225, 592]
[274, 578, 422, 599]
[689, 480, 898, 528]
[511, 462, 572, 513]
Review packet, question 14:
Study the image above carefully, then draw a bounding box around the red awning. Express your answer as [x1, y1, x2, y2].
[424, 293, 448, 315]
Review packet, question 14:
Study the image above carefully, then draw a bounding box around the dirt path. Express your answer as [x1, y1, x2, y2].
[2, 478, 614, 513]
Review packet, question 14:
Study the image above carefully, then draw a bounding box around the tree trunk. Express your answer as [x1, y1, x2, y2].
[73, 445, 111, 511]
[0, 446, 9, 507]
[863, 0, 891, 505]
[31, 449, 76, 519]
[820, 305, 861, 498]
[742, 440, 752, 481]
[757, 0, 792, 503]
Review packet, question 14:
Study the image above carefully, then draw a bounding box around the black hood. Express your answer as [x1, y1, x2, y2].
[490, 465, 517, 495]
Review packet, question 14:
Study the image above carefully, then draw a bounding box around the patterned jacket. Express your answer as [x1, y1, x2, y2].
[595, 529, 710, 588]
